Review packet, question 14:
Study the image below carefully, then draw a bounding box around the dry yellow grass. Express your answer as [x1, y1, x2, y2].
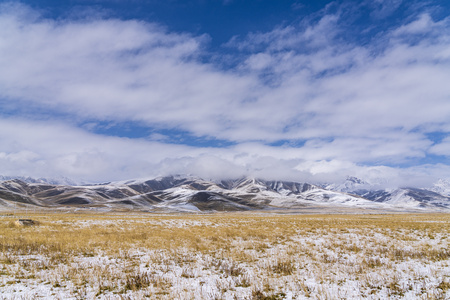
[0, 212, 449, 299]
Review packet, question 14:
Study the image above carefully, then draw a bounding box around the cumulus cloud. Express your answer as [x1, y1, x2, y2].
[0, 118, 318, 183]
[0, 116, 447, 187]
[235, 10, 450, 159]
[0, 3, 260, 138]
[1, 2, 450, 187]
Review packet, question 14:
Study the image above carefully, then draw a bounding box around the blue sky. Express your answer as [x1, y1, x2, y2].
[1, 0, 450, 186]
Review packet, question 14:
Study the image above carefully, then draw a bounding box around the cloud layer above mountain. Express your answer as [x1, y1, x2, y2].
[1, 1, 450, 186]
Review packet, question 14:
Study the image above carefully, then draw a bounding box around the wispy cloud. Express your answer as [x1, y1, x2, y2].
[368, 0, 404, 19]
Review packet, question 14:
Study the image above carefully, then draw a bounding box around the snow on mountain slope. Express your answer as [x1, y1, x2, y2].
[0, 175, 78, 186]
[324, 176, 370, 193]
[211, 178, 389, 210]
[431, 179, 450, 196]
[382, 189, 417, 207]
[324, 176, 450, 210]
[1, 176, 449, 212]
[355, 187, 450, 209]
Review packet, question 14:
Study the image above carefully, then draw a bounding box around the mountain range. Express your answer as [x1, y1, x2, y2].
[1, 175, 449, 213]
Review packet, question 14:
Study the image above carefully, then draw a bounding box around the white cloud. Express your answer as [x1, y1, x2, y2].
[1, 3, 450, 187]
[236, 11, 450, 149]
[393, 13, 434, 35]
[0, 117, 194, 181]
[2, 4, 449, 144]
[429, 137, 450, 156]
[0, 3, 261, 139]
[0, 118, 305, 182]
[0, 117, 447, 187]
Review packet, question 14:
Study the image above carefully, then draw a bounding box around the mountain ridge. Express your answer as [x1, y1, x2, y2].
[1, 175, 449, 213]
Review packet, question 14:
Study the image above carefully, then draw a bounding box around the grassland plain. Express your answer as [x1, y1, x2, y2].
[0, 212, 449, 299]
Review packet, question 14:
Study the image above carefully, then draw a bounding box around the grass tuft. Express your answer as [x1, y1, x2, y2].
[0, 212, 449, 298]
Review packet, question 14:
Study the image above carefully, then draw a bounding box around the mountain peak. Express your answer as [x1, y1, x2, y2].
[0, 175, 78, 186]
[431, 178, 450, 196]
[346, 176, 367, 185]
[324, 176, 370, 193]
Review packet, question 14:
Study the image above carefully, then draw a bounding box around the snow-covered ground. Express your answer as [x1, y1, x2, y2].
[1, 213, 449, 299]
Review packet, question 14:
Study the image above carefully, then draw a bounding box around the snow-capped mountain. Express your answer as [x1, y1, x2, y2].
[0, 175, 78, 186]
[324, 176, 450, 210]
[324, 176, 370, 193]
[0, 175, 449, 212]
[357, 188, 450, 209]
[431, 178, 450, 196]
